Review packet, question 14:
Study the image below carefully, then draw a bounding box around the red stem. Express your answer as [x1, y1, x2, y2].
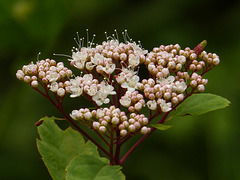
[34, 85, 110, 157]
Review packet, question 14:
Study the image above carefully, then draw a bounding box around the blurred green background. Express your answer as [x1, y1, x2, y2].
[0, 0, 239, 179]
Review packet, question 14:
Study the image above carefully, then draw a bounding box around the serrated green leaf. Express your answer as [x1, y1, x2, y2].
[151, 124, 172, 130]
[37, 117, 99, 180]
[170, 93, 230, 119]
[66, 155, 125, 180]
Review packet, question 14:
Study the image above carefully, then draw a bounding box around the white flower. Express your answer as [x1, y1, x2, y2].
[46, 71, 59, 82]
[147, 100, 157, 110]
[162, 68, 170, 76]
[91, 53, 104, 65]
[157, 76, 175, 87]
[108, 40, 119, 47]
[121, 75, 140, 92]
[23, 62, 37, 74]
[86, 84, 98, 96]
[83, 74, 93, 86]
[49, 82, 58, 92]
[69, 51, 88, 70]
[120, 94, 132, 107]
[115, 72, 126, 84]
[158, 99, 172, 112]
[128, 54, 140, 68]
[175, 81, 187, 93]
[92, 81, 116, 106]
[70, 86, 83, 98]
[70, 110, 79, 120]
[178, 55, 186, 64]
[96, 109, 105, 118]
[69, 76, 83, 98]
[57, 62, 64, 70]
[85, 62, 95, 70]
[131, 42, 148, 55]
[103, 63, 116, 74]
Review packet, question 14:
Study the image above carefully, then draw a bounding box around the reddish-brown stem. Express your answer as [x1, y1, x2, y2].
[34, 85, 111, 157]
[93, 128, 110, 146]
[114, 130, 121, 165]
[109, 126, 115, 165]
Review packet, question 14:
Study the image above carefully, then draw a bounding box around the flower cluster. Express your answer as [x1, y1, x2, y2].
[16, 31, 220, 138]
[16, 59, 72, 97]
[70, 106, 150, 136]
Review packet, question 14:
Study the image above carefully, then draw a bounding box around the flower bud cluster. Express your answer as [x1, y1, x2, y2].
[145, 44, 185, 76]
[190, 72, 208, 92]
[119, 90, 145, 112]
[137, 76, 186, 112]
[16, 59, 72, 96]
[70, 105, 150, 136]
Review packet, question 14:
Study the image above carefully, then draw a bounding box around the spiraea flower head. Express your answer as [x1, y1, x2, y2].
[16, 30, 220, 139]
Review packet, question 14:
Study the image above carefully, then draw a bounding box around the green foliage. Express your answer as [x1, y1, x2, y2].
[66, 155, 125, 180]
[151, 124, 172, 130]
[37, 117, 125, 180]
[170, 93, 230, 119]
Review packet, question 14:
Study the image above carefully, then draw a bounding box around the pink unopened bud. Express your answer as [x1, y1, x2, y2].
[31, 80, 38, 88]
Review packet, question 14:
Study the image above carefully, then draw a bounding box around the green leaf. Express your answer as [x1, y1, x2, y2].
[37, 117, 99, 180]
[171, 93, 230, 119]
[66, 155, 125, 180]
[151, 124, 172, 130]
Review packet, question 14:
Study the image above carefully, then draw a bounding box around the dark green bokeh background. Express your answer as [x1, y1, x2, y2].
[0, 0, 239, 179]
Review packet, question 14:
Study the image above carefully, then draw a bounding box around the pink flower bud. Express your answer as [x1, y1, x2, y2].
[57, 88, 65, 97]
[99, 126, 106, 133]
[16, 70, 25, 80]
[93, 121, 100, 129]
[213, 58, 220, 65]
[120, 129, 127, 136]
[31, 80, 38, 88]
[197, 84, 205, 92]
[120, 53, 127, 61]
[128, 124, 136, 132]
[111, 117, 120, 125]
[140, 126, 149, 134]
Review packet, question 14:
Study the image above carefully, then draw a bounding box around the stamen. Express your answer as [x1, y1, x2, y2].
[53, 53, 72, 58]
[37, 52, 41, 61]
[114, 29, 119, 42]
[86, 29, 89, 47]
[90, 34, 96, 48]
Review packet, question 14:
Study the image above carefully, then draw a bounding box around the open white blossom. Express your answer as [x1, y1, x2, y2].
[102, 63, 116, 74]
[158, 99, 172, 112]
[49, 82, 58, 92]
[128, 54, 140, 68]
[121, 75, 140, 92]
[86, 84, 98, 96]
[157, 76, 175, 85]
[178, 55, 186, 64]
[91, 53, 104, 65]
[132, 42, 148, 55]
[146, 100, 157, 110]
[175, 81, 187, 93]
[70, 76, 83, 98]
[22, 62, 37, 74]
[82, 74, 93, 85]
[46, 71, 59, 82]
[70, 51, 88, 69]
[120, 94, 132, 107]
[92, 81, 116, 106]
